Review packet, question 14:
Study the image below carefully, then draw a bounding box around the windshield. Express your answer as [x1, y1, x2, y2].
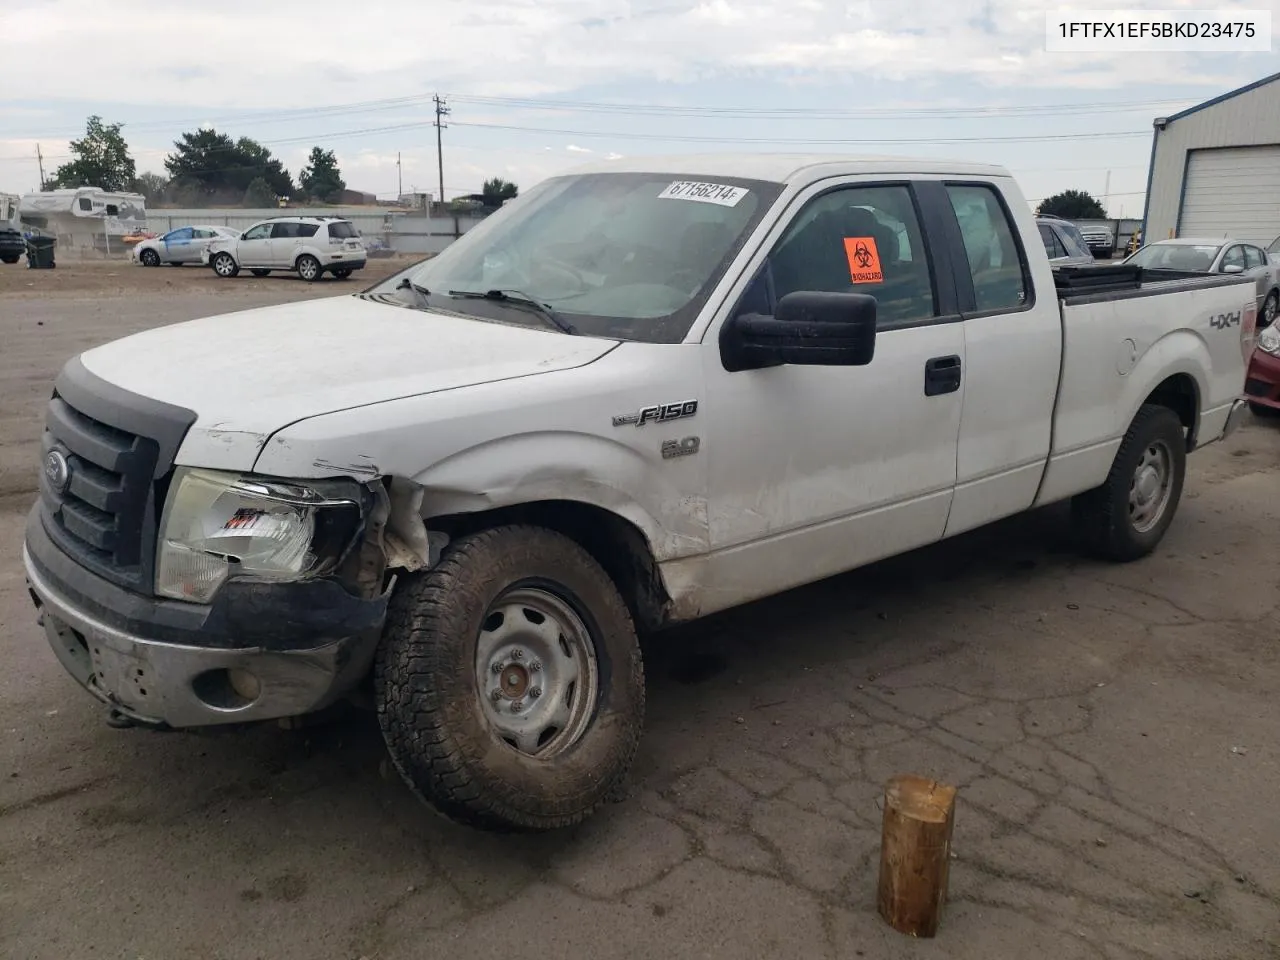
[1126, 242, 1222, 271]
[370, 172, 782, 342]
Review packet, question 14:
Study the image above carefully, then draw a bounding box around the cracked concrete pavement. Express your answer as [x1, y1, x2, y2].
[2, 266, 1278, 959]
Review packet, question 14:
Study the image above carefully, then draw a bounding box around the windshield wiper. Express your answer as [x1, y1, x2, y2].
[447, 288, 577, 335]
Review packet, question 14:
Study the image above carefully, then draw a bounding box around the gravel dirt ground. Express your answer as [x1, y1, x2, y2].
[1, 262, 1278, 960]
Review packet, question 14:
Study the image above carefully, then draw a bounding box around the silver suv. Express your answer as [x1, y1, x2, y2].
[1036, 216, 1096, 268]
[203, 216, 367, 282]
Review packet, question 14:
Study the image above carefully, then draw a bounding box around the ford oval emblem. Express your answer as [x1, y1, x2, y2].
[44, 449, 70, 494]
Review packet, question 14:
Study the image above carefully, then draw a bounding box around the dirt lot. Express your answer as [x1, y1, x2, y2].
[1, 263, 1278, 960]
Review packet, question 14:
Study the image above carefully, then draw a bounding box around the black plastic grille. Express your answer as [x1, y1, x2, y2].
[40, 393, 160, 591]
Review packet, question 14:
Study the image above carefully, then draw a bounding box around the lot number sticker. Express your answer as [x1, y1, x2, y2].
[843, 236, 884, 284]
[659, 181, 748, 207]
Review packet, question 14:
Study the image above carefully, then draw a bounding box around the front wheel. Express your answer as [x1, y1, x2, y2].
[296, 254, 321, 282]
[376, 525, 644, 832]
[139, 248, 160, 267]
[1072, 404, 1186, 561]
[211, 252, 239, 278]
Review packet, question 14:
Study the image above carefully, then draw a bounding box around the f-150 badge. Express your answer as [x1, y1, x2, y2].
[613, 400, 698, 427]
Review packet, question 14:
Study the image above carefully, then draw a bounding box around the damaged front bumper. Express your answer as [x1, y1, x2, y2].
[24, 505, 388, 729]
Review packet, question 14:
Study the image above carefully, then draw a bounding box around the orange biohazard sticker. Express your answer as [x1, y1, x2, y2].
[843, 236, 883, 284]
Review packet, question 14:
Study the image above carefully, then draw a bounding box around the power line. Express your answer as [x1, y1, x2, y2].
[446, 119, 1150, 145]
[447, 93, 1193, 121]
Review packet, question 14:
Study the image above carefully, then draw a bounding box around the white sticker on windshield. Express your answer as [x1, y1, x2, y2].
[659, 181, 748, 207]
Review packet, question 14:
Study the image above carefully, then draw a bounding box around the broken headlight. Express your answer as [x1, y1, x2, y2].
[1258, 325, 1280, 357]
[156, 468, 365, 603]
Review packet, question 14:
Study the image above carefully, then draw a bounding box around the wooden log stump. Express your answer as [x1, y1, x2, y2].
[876, 774, 957, 938]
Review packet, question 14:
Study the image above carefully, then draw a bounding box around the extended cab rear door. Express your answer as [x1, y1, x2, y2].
[699, 178, 966, 609]
[926, 178, 1063, 536]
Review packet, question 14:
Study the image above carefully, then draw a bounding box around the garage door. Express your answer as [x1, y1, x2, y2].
[1178, 145, 1280, 246]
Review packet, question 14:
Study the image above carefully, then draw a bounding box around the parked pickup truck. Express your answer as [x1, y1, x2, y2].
[23, 155, 1256, 832]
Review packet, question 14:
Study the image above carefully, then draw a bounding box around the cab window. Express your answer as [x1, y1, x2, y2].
[946, 184, 1030, 313]
[242, 223, 273, 240]
[1220, 245, 1245, 272]
[766, 184, 937, 327]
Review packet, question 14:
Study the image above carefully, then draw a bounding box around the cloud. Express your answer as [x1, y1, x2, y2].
[1, 0, 1270, 108]
[566, 144, 593, 153]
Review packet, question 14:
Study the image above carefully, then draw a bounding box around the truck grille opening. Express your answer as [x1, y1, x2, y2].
[40, 392, 161, 592]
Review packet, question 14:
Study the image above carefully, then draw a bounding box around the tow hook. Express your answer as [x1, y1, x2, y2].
[105, 708, 136, 729]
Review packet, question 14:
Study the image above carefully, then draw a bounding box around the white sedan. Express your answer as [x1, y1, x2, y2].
[1124, 237, 1280, 327]
[132, 225, 240, 267]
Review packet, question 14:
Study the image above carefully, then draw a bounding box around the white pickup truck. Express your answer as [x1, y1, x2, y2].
[24, 155, 1256, 832]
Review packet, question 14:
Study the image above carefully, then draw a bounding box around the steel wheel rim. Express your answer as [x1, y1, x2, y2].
[1129, 439, 1173, 533]
[474, 586, 599, 758]
[214, 254, 234, 276]
[299, 258, 318, 280]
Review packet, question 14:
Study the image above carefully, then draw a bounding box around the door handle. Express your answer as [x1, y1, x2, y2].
[924, 355, 962, 396]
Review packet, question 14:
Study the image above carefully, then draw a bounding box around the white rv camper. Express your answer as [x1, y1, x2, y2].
[19, 188, 147, 253]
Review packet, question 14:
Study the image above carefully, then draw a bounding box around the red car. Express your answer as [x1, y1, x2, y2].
[1246, 323, 1280, 415]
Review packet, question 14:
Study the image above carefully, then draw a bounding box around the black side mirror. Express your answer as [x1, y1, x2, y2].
[720, 291, 877, 372]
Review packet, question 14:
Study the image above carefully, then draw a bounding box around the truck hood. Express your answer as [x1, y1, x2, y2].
[78, 295, 617, 471]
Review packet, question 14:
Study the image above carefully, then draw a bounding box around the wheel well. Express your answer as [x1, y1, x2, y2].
[1143, 374, 1198, 448]
[427, 500, 672, 632]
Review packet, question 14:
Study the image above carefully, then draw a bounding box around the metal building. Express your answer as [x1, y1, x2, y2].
[1142, 71, 1280, 247]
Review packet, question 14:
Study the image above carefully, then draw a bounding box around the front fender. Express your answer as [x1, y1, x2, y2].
[410, 431, 709, 562]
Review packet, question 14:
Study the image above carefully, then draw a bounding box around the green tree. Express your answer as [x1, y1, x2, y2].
[242, 177, 277, 207]
[1038, 189, 1107, 219]
[51, 116, 136, 191]
[133, 171, 169, 204]
[299, 147, 345, 203]
[480, 177, 518, 207]
[164, 129, 293, 203]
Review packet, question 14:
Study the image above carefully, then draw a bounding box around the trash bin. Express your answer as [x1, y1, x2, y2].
[26, 236, 56, 269]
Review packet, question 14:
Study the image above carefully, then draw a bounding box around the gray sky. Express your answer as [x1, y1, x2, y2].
[1, 0, 1275, 212]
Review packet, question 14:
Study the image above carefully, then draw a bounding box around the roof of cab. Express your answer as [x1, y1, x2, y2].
[563, 152, 1011, 184]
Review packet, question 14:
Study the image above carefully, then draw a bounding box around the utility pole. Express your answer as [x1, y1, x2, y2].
[1103, 169, 1112, 216]
[396, 151, 402, 200]
[433, 95, 450, 209]
[36, 144, 46, 190]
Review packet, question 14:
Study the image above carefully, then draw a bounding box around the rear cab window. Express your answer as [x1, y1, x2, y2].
[327, 221, 359, 239]
[946, 183, 1032, 314]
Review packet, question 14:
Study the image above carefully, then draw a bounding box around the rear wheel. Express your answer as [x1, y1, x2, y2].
[376, 525, 644, 832]
[211, 252, 239, 278]
[250, 269, 271, 277]
[139, 248, 160, 267]
[1261, 291, 1278, 329]
[296, 255, 321, 282]
[0, 254, 18, 264]
[1072, 404, 1186, 561]
[332, 267, 353, 279]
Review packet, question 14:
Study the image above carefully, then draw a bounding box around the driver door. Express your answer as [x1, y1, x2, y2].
[162, 227, 193, 261]
[237, 223, 273, 266]
[699, 179, 965, 610]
